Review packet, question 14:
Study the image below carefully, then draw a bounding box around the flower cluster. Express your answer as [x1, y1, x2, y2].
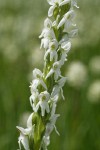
[17, 0, 78, 149]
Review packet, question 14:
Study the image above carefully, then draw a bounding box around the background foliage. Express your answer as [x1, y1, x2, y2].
[0, 0, 100, 149]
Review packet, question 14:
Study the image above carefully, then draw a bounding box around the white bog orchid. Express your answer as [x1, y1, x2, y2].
[44, 39, 58, 61]
[51, 77, 67, 99]
[46, 61, 61, 80]
[45, 114, 60, 136]
[35, 91, 50, 116]
[18, 134, 30, 150]
[44, 48, 58, 62]
[40, 38, 50, 49]
[59, 41, 71, 65]
[33, 68, 43, 79]
[40, 28, 56, 50]
[61, 41, 71, 52]
[39, 18, 52, 39]
[30, 92, 38, 111]
[30, 78, 47, 93]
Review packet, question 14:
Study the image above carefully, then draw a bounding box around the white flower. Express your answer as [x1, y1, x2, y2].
[30, 78, 47, 93]
[59, 41, 71, 65]
[17, 113, 34, 150]
[39, 18, 52, 39]
[30, 69, 47, 92]
[18, 134, 29, 150]
[46, 61, 61, 80]
[39, 19, 56, 52]
[44, 39, 58, 62]
[47, 0, 70, 17]
[51, 77, 67, 99]
[30, 92, 39, 112]
[57, 10, 75, 29]
[64, 21, 76, 32]
[50, 101, 57, 116]
[39, 18, 56, 41]
[45, 114, 60, 136]
[35, 91, 50, 116]
[33, 68, 43, 79]
[87, 80, 100, 103]
[40, 38, 50, 49]
[61, 41, 71, 52]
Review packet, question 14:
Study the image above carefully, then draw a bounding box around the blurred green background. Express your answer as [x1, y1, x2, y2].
[0, 0, 100, 149]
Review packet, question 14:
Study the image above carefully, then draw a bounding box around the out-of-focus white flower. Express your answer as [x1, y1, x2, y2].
[35, 91, 50, 116]
[87, 80, 100, 103]
[66, 62, 87, 87]
[89, 56, 100, 75]
[46, 61, 61, 80]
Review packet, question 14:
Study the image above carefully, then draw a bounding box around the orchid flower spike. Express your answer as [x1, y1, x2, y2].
[17, 0, 79, 149]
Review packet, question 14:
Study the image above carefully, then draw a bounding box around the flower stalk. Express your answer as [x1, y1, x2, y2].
[17, 0, 79, 149]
